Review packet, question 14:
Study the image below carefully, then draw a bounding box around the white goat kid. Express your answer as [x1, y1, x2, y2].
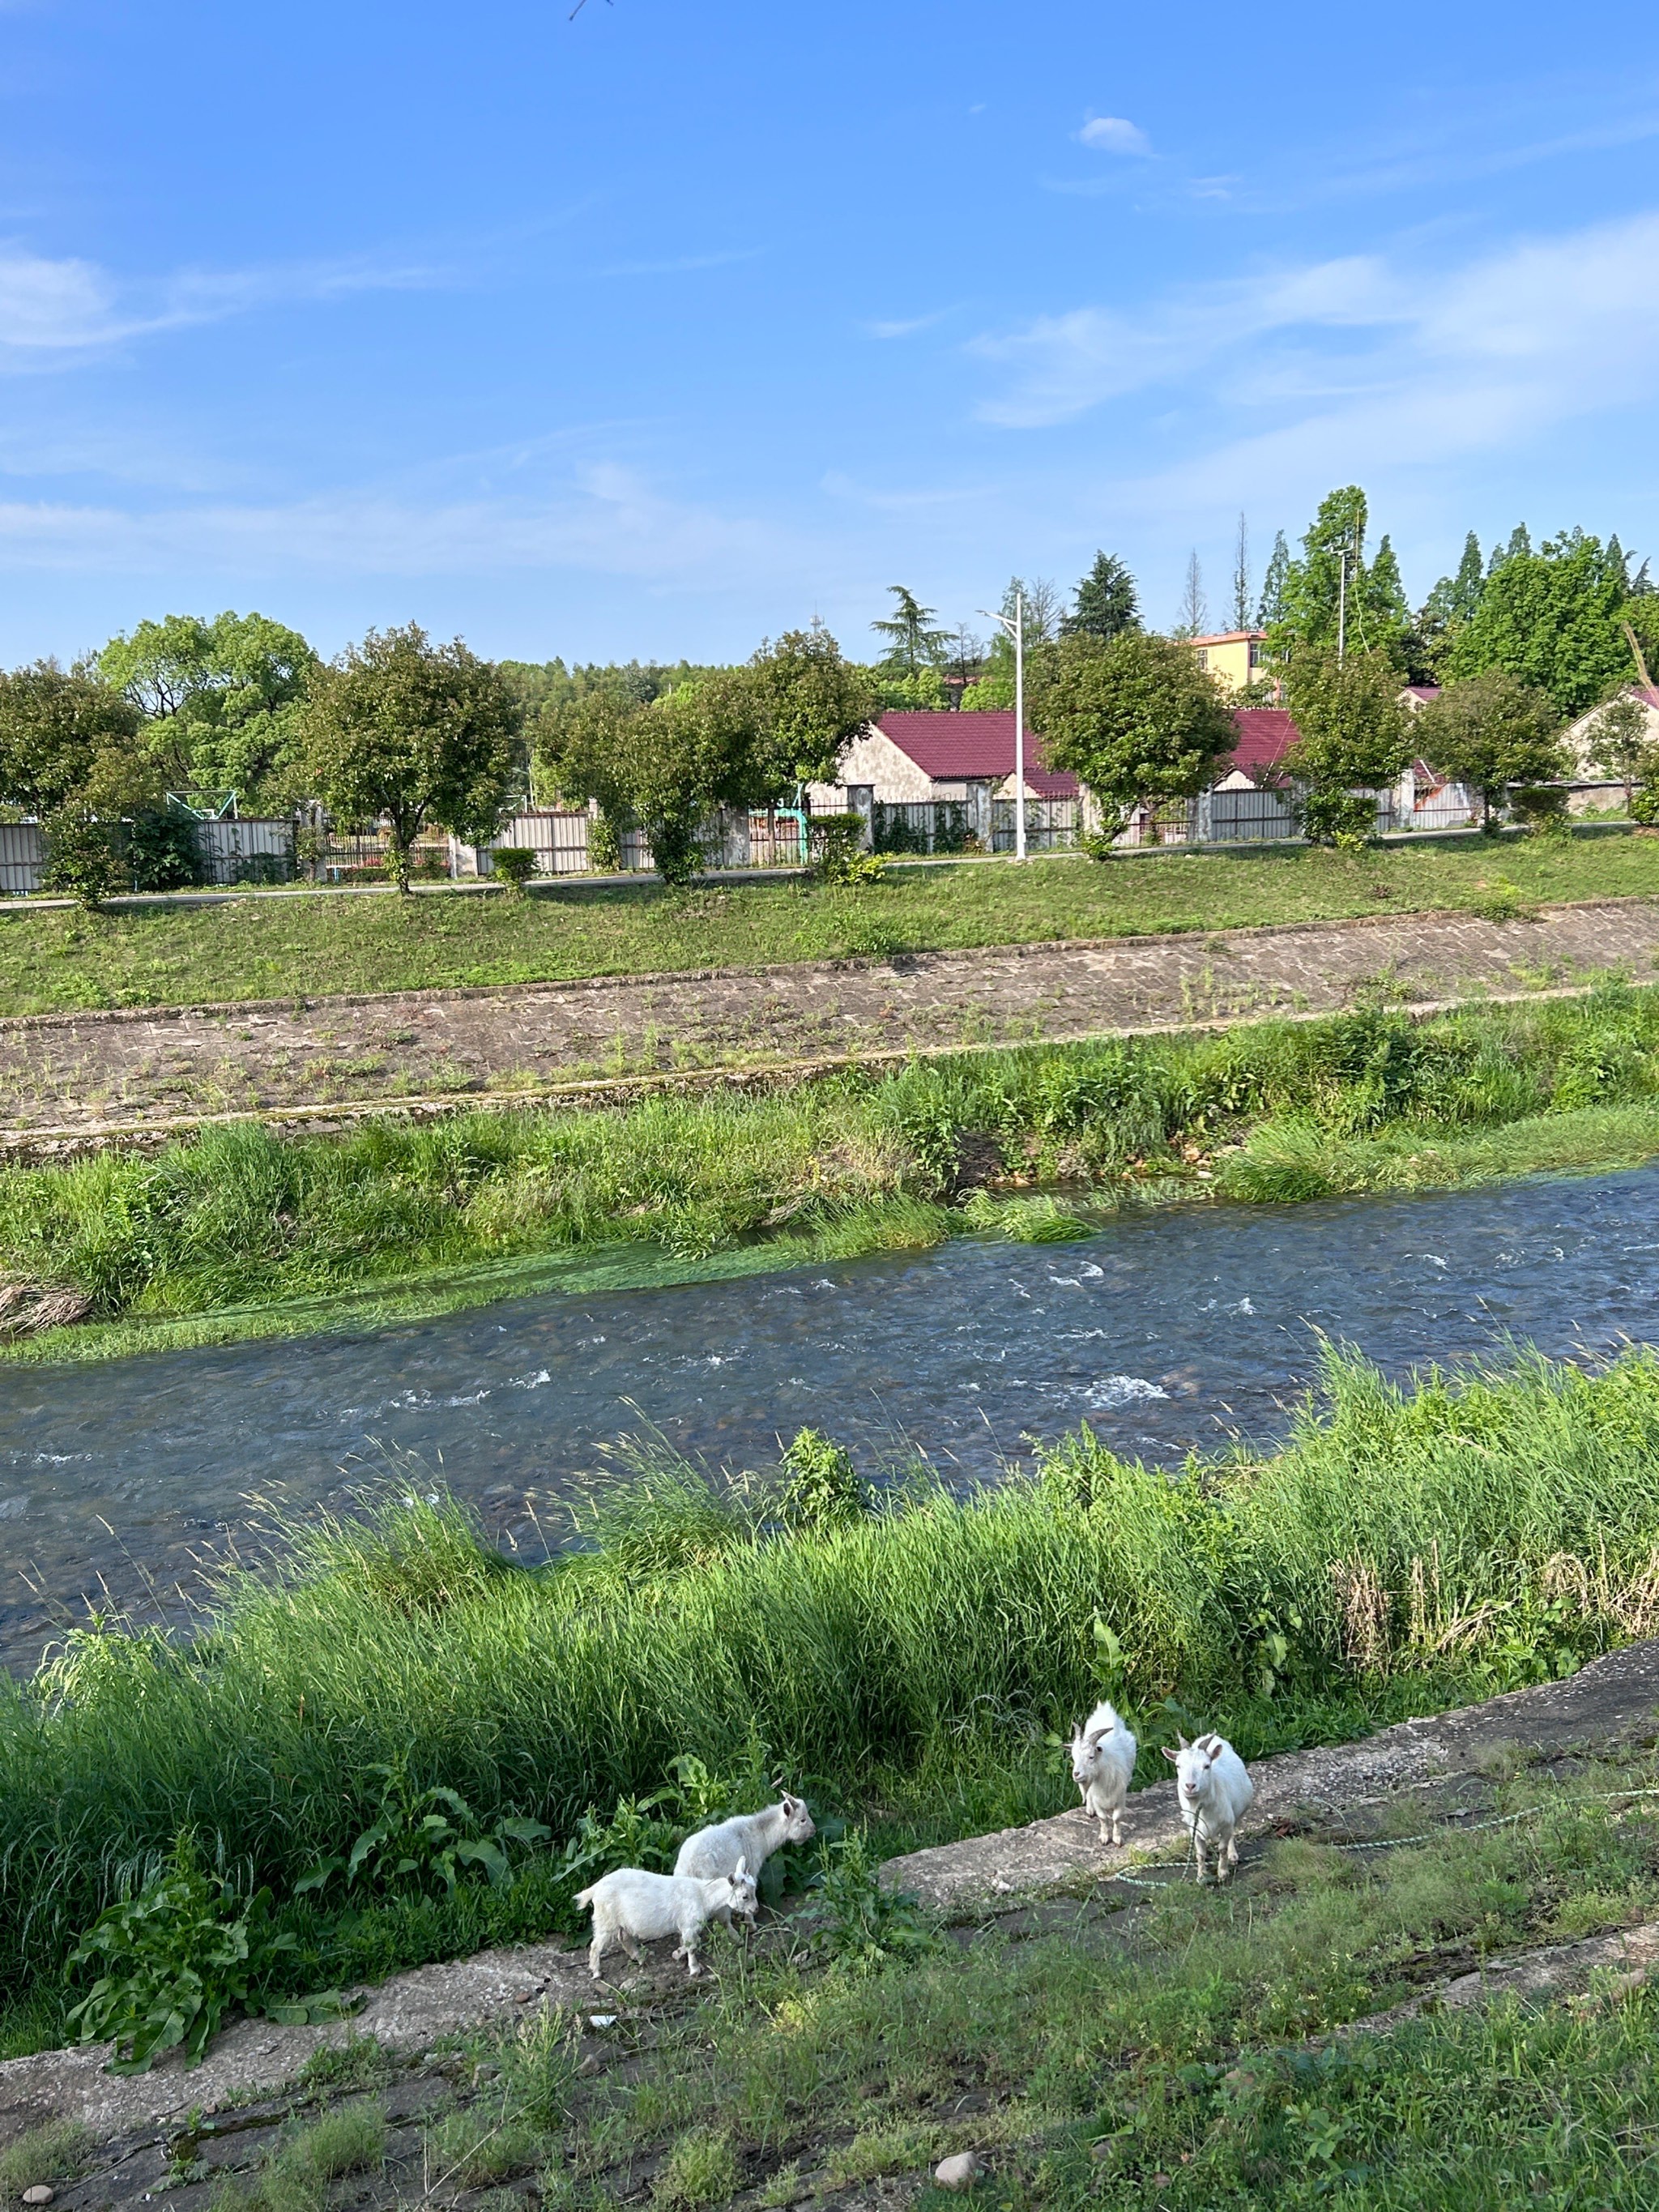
[673, 1791, 816, 1902]
[574, 1860, 758, 1981]
[1162, 1732, 1254, 1882]
[1068, 1700, 1137, 1847]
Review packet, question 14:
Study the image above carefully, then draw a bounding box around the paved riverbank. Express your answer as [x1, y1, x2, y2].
[2, 898, 1655, 1146]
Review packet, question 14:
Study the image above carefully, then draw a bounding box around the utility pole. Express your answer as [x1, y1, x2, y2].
[1337, 551, 1348, 664]
[978, 589, 1027, 859]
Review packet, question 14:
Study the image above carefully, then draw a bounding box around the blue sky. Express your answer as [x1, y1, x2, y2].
[3, 0, 1659, 666]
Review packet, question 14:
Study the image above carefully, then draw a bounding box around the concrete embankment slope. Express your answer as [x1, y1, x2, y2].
[3, 897, 1656, 1149]
[3, 1638, 1657, 2143]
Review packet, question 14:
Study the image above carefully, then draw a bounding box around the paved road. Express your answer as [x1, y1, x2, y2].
[3, 898, 1656, 1143]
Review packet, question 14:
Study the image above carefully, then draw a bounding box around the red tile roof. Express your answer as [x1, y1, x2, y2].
[873, 710, 1080, 797]
[1228, 707, 1300, 782]
[872, 706, 1302, 796]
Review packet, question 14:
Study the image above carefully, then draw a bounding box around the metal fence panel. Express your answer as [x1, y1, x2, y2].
[195, 818, 294, 886]
[873, 800, 974, 855]
[990, 799, 1078, 853]
[0, 822, 45, 894]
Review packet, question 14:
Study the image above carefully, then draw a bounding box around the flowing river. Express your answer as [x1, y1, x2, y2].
[5, 1163, 1659, 1675]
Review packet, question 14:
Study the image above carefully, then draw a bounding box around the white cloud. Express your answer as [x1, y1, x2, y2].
[0, 242, 445, 357]
[971, 210, 1659, 456]
[0, 461, 807, 588]
[1077, 115, 1150, 156]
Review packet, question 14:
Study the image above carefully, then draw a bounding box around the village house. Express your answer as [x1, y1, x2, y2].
[1186, 629, 1269, 695]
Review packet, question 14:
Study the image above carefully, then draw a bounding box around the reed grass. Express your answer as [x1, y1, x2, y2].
[4, 1346, 1659, 2009]
[10, 986, 1659, 1361]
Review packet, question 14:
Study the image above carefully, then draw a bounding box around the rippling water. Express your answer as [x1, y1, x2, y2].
[4, 1164, 1657, 1673]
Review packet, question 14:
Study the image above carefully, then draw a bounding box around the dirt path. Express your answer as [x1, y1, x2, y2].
[3, 899, 1657, 1146]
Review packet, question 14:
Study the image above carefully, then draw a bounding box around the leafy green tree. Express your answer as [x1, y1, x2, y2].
[99, 612, 318, 805]
[1256, 530, 1290, 630]
[544, 669, 776, 887]
[622, 671, 771, 886]
[41, 804, 123, 907]
[1063, 552, 1141, 642]
[1582, 693, 1657, 812]
[1415, 669, 1567, 831]
[0, 660, 143, 817]
[1489, 523, 1533, 574]
[301, 626, 520, 891]
[1034, 630, 1237, 838]
[1282, 650, 1414, 846]
[746, 624, 874, 789]
[876, 665, 952, 711]
[535, 690, 638, 867]
[1269, 487, 1414, 668]
[1230, 513, 1252, 631]
[1417, 530, 1486, 674]
[870, 587, 950, 677]
[1442, 531, 1637, 717]
[974, 576, 1064, 703]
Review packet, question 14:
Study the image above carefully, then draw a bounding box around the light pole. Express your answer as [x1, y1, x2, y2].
[977, 588, 1026, 860]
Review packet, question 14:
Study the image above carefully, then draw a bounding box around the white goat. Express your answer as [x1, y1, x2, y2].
[1068, 1700, 1137, 1847]
[674, 1791, 816, 1897]
[1162, 1732, 1254, 1882]
[574, 1860, 758, 1981]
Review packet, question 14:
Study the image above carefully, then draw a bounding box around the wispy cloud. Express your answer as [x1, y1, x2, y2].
[864, 307, 957, 340]
[0, 243, 446, 358]
[972, 254, 1404, 426]
[596, 247, 760, 278]
[1077, 114, 1150, 156]
[0, 459, 807, 587]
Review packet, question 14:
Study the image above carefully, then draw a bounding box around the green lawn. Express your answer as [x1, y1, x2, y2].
[2, 831, 1653, 1014]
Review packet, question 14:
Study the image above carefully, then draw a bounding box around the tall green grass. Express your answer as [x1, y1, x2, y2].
[11, 986, 1659, 1358]
[4, 1347, 1659, 1999]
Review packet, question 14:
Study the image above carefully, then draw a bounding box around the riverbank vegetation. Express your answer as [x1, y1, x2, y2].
[11, 987, 1659, 1362]
[3, 1346, 1659, 2061]
[1, 829, 1653, 1015]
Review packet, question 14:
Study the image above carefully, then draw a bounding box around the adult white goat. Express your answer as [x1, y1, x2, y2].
[1068, 1699, 1137, 1847]
[1162, 1732, 1254, 1881]
[574, 1860, 758, 1981]
[674, 1791, 816, 1898]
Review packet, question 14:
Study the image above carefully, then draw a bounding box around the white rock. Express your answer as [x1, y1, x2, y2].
[933, 2151, 981, 2191]
[23, 2189, 56, 2206]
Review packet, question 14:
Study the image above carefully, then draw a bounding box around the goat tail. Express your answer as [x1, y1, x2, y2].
[573, 1884, 596, 1910]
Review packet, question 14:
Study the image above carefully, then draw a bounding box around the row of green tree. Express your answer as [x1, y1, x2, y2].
[1023, 628, 1659, 849]
[0, 619, 881, 896]
[879, 488, 1658, 725]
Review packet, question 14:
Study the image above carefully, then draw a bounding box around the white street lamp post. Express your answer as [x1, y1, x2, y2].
[977, 588, 1027, 860]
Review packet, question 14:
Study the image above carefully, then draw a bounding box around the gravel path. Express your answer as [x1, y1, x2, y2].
[5, 898, 1657, 1142]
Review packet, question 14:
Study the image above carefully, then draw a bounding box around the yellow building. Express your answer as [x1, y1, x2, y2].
[1188, 629, 1269, 696]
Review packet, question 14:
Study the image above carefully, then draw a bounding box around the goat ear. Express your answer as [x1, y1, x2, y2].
[1162, 1744, 1180, 1762]
[734, 1854, 748, 1877]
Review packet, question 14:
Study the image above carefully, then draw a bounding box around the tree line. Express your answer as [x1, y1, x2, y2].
[0, 617, 880, 898]
[2, 484, 1655, 899]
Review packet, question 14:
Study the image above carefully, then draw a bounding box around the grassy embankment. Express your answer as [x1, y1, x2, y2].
[4, 1343, 1659, 2073]
[11, 988, 1659, 1362]
[13, 1749, 1659, 2208]
[0, 830, 1653, 1015]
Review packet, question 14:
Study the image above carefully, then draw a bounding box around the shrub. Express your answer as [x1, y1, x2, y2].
[491, 844, 539, 890]
[64, 1834, 341, 2073]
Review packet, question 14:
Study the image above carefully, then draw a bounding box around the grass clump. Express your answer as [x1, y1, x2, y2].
[1, 828, 1652, 1017]
[0, 2123, 92, 2210]
[653, 2128, 739, 2207]
[14, 984, 1659, 1360]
